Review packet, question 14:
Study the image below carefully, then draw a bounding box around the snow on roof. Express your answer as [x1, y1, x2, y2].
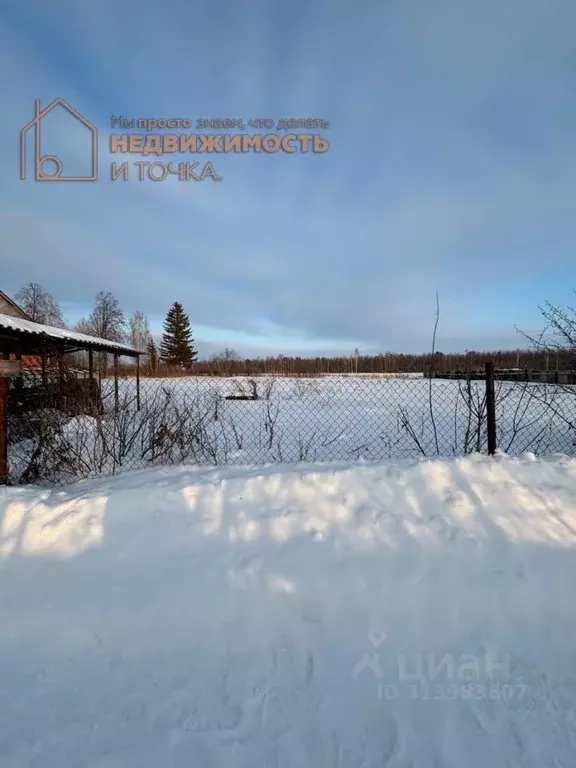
[0, 312, 140, 355]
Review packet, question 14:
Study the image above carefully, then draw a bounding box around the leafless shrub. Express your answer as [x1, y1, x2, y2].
[272, 435, 284, 463]
[320, 431, 345, 449]
[9, 385, 218, 484]
[457, 376, 488, 454]
[347, 443, 370, 460]
[229, 418, 244, 450]
[296, 431, 317, 462]
[502, 380, 575, 454]
[199, 418, 231, 465]
[517, 293, 576, 370]
[208, 388, 221, 421]
[398, 406, 426, 456]
[261, 377, 277, 400]
[264, 400, 280, 450]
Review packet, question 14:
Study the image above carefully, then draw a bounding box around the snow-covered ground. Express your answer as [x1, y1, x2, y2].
[102, 374, 576, 460]
[2, 453, 576, 766]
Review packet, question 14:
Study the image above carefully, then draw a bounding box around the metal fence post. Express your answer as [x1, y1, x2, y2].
[485, 361, 497, 455]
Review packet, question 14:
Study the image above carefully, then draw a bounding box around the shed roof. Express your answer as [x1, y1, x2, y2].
[0, 313, 141, 356]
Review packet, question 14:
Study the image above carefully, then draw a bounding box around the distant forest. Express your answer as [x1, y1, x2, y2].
[171, 349, 565, 377]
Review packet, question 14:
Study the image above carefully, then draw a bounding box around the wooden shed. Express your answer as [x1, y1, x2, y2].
[0, 311, 142, 483]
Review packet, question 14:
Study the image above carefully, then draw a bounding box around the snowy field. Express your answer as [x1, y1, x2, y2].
[108, 374, 576, 458]
[9, 374, 576, 484]
[2, 453, 576, 766]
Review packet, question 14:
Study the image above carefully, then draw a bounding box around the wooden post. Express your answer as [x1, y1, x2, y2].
[85, 349, 94, 413]
[114, 354, 119, 412]
[485, 361, 497, 456]
[57, 351, 65, 410]
[58, 352, 65, 386]
[41, 352, 47, 385]
[136, 355, 141, 411]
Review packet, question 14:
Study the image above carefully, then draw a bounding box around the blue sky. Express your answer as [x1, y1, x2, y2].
[1, 0, 575, 358]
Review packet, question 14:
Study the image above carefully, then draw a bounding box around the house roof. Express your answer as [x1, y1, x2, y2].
[0, 313, 141, 356]
[0, 290, 33, 321]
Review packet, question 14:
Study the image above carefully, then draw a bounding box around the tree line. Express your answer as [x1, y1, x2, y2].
[12, 282, 576, 375]
[15, 283, 197, 369]
[190, 348, 563, 377]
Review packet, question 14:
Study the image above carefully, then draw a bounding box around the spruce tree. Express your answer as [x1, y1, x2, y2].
[160, 302, 197, 368]
[146, 337, 158, 371]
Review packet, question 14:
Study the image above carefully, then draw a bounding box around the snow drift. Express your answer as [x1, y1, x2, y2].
[2, 453, 576, 766]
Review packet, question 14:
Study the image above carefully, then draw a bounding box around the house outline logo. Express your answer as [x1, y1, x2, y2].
[20, 98, 98, 182]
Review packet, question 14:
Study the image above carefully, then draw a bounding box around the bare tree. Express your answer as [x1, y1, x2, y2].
[15, 282, 66, 327]
[516, 294, 576, 370]
[74, 318, 94, 336]
[129, 310, 152, 353]
[87, 291, 126, 342]
[76, 291, 126, 375]
[211, 348, 240, 363]
[210, 348, 240, 375]
[264, 399, 280, 449]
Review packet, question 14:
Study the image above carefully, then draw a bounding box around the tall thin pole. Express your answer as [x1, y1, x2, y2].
[485, 361, 497, 456]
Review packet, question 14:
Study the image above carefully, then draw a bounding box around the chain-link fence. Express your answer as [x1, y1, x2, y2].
[4, 364, 576, 485]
